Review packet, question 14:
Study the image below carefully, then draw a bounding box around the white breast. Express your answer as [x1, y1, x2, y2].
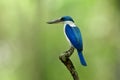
[63, 21, 76, 46]
[64, 24, 71, 45]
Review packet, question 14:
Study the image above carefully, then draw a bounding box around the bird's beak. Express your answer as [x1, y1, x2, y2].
[47, 19, 62, 24]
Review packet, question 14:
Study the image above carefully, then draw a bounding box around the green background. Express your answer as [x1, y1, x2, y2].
[0, 0, 120, 80]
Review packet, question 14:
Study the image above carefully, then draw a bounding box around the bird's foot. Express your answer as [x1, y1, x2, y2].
[64, 47, 74, 57]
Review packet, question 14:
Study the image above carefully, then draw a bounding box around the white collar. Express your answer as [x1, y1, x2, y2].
[64, 21, 76, 27]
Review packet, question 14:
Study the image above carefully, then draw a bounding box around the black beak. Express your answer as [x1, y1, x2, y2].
[47, 19, 62, 24]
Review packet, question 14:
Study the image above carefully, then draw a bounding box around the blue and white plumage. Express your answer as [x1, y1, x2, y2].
[47, 16, 87, 66]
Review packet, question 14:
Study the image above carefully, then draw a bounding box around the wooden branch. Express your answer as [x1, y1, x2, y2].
[59, 47, 79, 80]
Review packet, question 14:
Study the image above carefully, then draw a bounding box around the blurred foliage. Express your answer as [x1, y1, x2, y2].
[0, 0, 120, 80]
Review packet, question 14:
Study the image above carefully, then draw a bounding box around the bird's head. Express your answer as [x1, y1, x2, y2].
[47, 16, 74, 24]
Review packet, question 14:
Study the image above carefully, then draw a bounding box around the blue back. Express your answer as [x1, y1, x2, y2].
[65, 24, 83, 51]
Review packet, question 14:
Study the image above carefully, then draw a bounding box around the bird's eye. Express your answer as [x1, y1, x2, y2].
[60, 17, 64, 21]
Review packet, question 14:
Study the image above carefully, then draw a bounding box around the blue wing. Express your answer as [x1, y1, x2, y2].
[65, 24, 83, 50]
[65, 24, 87, 66]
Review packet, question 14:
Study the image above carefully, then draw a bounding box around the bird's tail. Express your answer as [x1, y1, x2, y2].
[77, 50, 87, 66]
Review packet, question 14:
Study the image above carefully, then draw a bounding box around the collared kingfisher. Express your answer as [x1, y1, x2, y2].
[47, 16, 87, 66]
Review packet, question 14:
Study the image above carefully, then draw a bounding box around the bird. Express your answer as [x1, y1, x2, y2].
[47, 16, 87, 66]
